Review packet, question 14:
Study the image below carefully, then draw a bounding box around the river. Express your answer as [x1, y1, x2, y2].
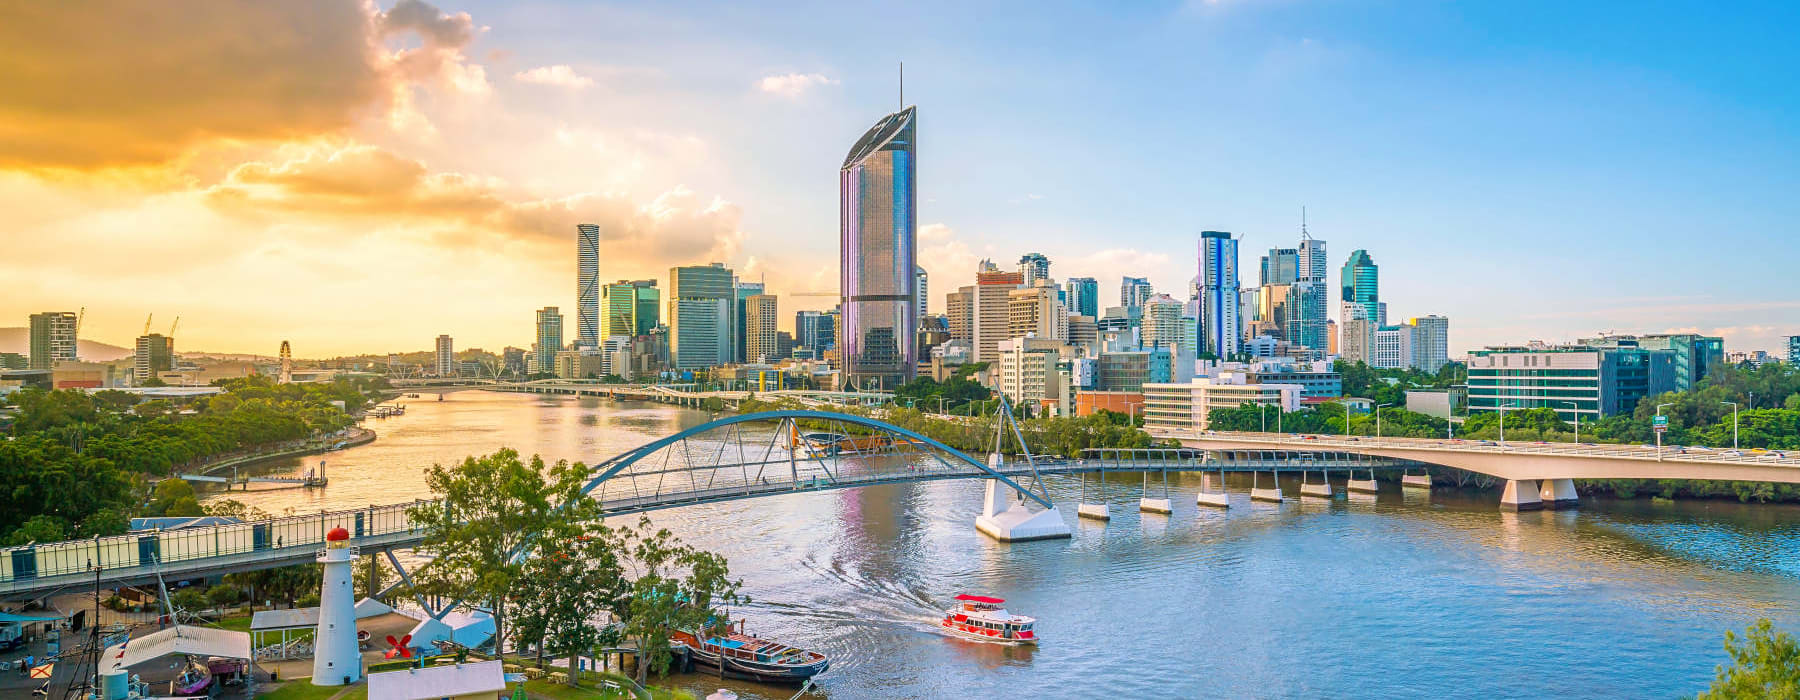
[202, 391, 1800, 698]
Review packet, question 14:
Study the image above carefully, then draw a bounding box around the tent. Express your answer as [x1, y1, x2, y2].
[103, 625, 250, 675]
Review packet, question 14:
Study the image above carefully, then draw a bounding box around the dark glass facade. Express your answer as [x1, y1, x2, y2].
[840, 106, 917, 390]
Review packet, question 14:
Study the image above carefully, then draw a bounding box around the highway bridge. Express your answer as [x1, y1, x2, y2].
[1167, 429, 1800, 511]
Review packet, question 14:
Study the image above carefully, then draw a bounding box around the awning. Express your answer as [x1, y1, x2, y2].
[0, 612, 63, 623]
[368, 659, 505, 700]
[103, 625, 250, 672]
[251, 598, 397, 632]
[954, 595, 1004, 604]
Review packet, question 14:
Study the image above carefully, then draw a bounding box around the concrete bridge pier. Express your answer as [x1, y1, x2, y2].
[1299, 470, 1334, 499]
[1076, 472, 1110, 521]
[1251, 470, 1284, 503]
[1195, 471, 1230, 508]
[1499, 479, 1543, 512]
[1401, 468, 1432, 490]
[1538, 478, 1579, 509]
[974, 455, 1072, 542]
[1139, 471, 1174, 514]
[1346, 467, 1379, 494]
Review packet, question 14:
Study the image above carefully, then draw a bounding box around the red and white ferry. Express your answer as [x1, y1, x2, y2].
[939, 594, 1038, 644]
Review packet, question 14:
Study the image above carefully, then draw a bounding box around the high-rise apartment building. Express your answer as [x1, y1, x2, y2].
[996, 336, 1066, 410]
[134, 333, 174, 383]
[744, 294, 778, 364]
[1790, 336, 1800, 366]
[28, 311, 78, 370]
[1120, 277, 1154, 312]
[1371, 325, 1414, 370]
[795, 310, 837, 352]
[535, 307, 563, 373]
[435, 335, 455, 377]
[1065, 277, 1099, 318]
[576, 223, 600, 348]
[915, 266, 929, 326]
[973, 269, 1024, 363]
[1409, 315, 1451, 373]
[670, 263, 735, 370]
[1198, 231, 1240, 358]
[839, 105, 918, 389]
[1007, 282, 1067, 342]
[1340, 317, 1374, 365]
[1018, 253, 1051, 287]
[945, 286, 974, 342]
[1340, 249, 1383, 326]
[1139, 295, 1185, 351]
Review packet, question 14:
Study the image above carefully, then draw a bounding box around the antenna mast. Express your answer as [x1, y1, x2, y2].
[899, 60, 904, 107]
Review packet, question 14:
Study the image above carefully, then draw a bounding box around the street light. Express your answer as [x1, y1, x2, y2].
[1376, 403, 1394, 439]
[1498, 401, 1518, 443]
[1655, 402, 1674, 461]
[1720, 401, 1739, 450]
[1555, 400, 1581, 444]
[1258, 403, 1268, 433]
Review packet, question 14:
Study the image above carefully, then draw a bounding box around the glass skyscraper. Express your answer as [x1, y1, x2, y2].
[576, 223, 600, 348]
[1065, 277, 1099, 318]
[840, 105, 917, 390]
[1340, 249, 1381, 324]
[1198, 231, 1240, 358]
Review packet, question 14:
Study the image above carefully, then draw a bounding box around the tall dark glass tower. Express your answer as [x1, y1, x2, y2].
[576, 223, 600, 347]
[840, 105, 917, 390]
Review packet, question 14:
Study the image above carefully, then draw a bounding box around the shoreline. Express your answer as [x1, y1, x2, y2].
[187, 425, 378, 478]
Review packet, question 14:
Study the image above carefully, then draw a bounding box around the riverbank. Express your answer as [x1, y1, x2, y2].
[187, 426, 377, 478]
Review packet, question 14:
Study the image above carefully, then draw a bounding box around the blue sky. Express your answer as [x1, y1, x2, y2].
[466, 0, 1800, 352]
[4, 0, 1795, 355]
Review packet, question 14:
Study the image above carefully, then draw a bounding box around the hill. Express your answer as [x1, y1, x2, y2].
[0, 327, 133, 361]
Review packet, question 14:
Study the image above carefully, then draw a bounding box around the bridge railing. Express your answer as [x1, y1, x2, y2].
[0, 500, 434, 586]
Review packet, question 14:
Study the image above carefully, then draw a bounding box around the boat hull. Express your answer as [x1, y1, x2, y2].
[683, 646, 829, 684]
[939, 619, 1038, 645]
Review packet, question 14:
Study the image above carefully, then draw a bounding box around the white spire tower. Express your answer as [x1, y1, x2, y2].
[311, 526, 362, 685]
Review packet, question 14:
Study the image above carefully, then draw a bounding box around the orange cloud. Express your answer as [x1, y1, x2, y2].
[0, 0, 480, 171]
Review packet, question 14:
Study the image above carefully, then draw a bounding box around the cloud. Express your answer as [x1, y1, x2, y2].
[756, 72, 838, 97]
[0, 0, 482, 171]
[514, 65, 594, 89]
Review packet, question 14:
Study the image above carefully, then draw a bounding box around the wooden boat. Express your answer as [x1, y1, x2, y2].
[670, 621, 829, 684]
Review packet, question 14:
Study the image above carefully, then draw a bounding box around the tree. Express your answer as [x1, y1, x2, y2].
[509, 496, 627, 684]
[1698, 618, 1800, 698]
[407, 449, 579, 654]
[170, 587, 209, 616]
[620, 517, 744, 685]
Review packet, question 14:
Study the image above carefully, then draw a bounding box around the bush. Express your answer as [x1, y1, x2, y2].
[170, 587, 208, 614]
[207, 584, 241, 608]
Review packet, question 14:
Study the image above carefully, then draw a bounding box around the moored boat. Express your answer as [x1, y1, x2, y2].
[670, 620, 829, 685]
[940, 594, 1037, 644]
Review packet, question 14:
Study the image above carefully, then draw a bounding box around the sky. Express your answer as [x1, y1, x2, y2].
[2, 0, 1797, 358]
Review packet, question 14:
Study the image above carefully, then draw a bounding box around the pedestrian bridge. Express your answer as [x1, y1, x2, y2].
[0, 413, 1413, 601]
[1168, 430, 1800, 511]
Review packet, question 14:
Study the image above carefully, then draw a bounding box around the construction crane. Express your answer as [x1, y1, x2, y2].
[143, 313, 153, 336]
[169, 316, 179, 336]
[76, 306, 85, 334]
[789, 291, 839, 297]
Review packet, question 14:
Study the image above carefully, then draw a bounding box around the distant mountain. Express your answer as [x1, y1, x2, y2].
[0, 327, 133, 361]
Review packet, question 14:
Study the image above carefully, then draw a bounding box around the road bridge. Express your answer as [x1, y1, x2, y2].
[1, 412, 1413, 602]
[1169, 429, 1800, 510]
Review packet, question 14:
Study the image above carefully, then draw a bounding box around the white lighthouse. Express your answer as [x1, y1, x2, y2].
[312, 526, 362, 685]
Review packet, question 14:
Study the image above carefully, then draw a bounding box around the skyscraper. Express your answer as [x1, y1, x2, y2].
[795, 310, 837, 352]
[840, 105, 918, 389]
[973, 268, 1024, 363]
[745, 294, 778, 364]
[1259, 248, 1298, 286]
[915, 265, 929, 326]
[1065, 277, 1099, 318]
[1018, 253, 1051, 287]
[134, 333, 173, 383]
[1291, 231, 1329, 353]
[1007, 282, 1067, 342]
[632, 280, 660, 335]
[535, 307, 563, 373]
[1340, 249, 1382, 326]
[600, 281, 638, 341]
[946, 286, 974, 342]
[1409, 315, 1451, 373]
[670, 263, 735, 369]
[1198, 231, 1240, 358]
[28, 311, 77, 370]
[733, 279, 764, 363]
[576, 223, 600, 348]
[1140, 294, 1184, 351]
[1120, 277, 1153, 311]
[435, 334, 455, 377]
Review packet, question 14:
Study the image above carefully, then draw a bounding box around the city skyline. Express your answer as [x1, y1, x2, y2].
[3, 1, 1798, 357]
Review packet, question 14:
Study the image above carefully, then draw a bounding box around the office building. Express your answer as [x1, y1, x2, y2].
[576, 223, 600, 347]
[1340, 249, 1383, 327]
[1634, 333, 1723, 392]
[1297, 233, 1327, 287]
[435, 335, 455, 377]
[534, 307, 563, 373]
[1371, 325, 1415, 370]
[1143, 377, 1301, 433]
[0, 353, 25, 370]
[631, 281, 661, 335]
[670, 263, 735, 370]
[554, 349, 605, 380]
[796, 310, 837, 353]
[733, 280, 764, 362]
[1259, 248, 1298, 286]
[1120, 276, 1154, 312]
[1409, 315, 1451, 373]
[1065, 277, 1099, 318]
[1067, 315, 1099, 356]
[1285, 281, 1328, 353]
[973, 268, 1024, 363]
[1198, 231, 1240, 358]
[28, 311, 78, 370]
[1096, 349, 1173, 393]
[1242, 360, 1342, 400]
[946, 286, 974, 342]
[1139, 295, 1184, 350]
[502, 347, 527, 377]
[600, 281, 640, 341]
[1007, 282, 1067, 342]
[1467, 344, 1674, 420]
[915, 266, 930, 325]
[840, 105, 918, 389]
[744, 294, 778, 364]
[1018, 253, 1051, 287]
[1341, 317, 1375, 365]
[996, 337, 1066, 412]
[133, 333, 174, 383]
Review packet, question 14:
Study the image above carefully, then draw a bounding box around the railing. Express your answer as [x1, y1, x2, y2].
[1167, 430, 1800, 467]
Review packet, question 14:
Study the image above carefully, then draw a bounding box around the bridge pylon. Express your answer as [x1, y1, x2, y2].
[973, 396, 1071, 542]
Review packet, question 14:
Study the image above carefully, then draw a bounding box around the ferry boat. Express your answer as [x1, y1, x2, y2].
[670, 620, 829, 684]
[940, 594, 1037, 644]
